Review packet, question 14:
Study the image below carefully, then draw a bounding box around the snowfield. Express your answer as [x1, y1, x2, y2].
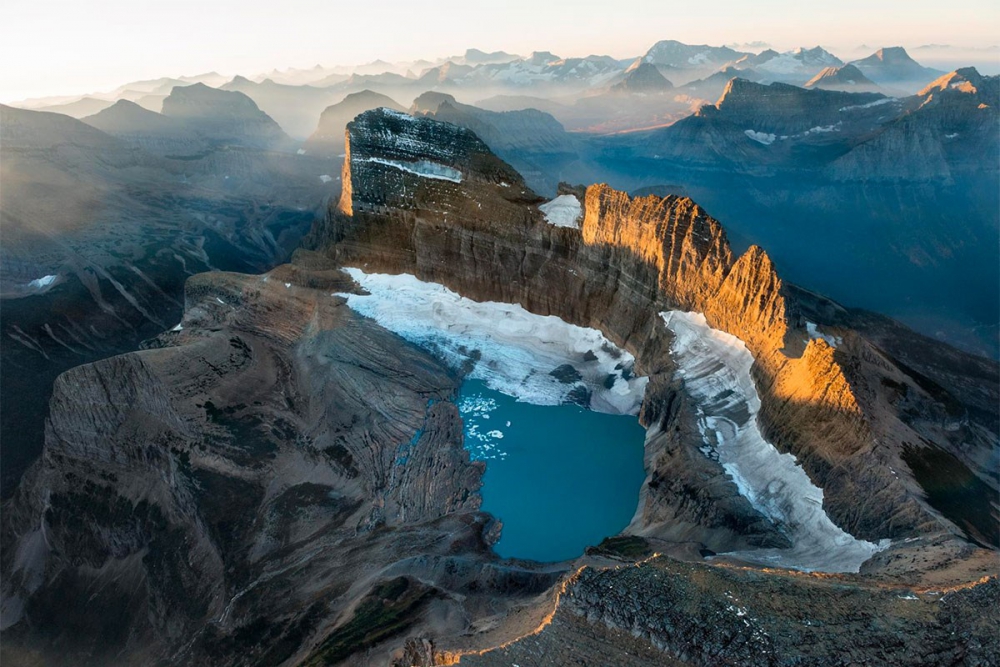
[339, 269, 648, 415]
[539, 194, 582, 228]
[662, 311, 888, 573]
[744, 130, 776, 145]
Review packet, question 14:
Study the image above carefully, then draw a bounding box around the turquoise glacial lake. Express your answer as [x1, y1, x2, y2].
[458, 379, 648, 562]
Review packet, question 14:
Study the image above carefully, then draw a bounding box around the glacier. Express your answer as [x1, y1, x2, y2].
[338, 269, 648, 415]
[662, 311, 888, 573]
[539, 194, 582, 229]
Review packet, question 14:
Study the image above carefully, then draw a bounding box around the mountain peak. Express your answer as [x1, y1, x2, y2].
[612, 61, 673, 93]
[872, 46, 914, 63]
[805, 64, 878, 91]
[917, 67, 993, 98]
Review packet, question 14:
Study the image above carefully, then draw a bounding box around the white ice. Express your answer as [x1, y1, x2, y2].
[744, 130, 776, 145]
[662, 311, 888, 573]
[296, 148, 307, 155]
[839, 98, 895, 112]
[339, 269, 648, 415]
[539, 194, 582, 229]
[355, 157, 463, 183]
[319, 174, 333, 183]
[25, 275, 58, 292]
[805, 321, 842, 348]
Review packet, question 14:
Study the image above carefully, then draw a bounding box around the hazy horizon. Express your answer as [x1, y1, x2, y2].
[2, 0, 999, 103]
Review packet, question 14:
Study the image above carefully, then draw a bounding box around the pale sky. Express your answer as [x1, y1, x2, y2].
[2, 0, 998, 102]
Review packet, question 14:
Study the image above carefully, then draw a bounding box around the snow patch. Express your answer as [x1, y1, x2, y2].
[355, 157, 462, 183]
[745, 130, 776, 145]
[662, 311, 888, 573]
[339, 270, 648, 414]
[805, 321, 842, 348]
[539, 194, 582, 229]
[839, 97, 895, 112]
[23, 274, 59, 293]
[296, 148, 307, 155]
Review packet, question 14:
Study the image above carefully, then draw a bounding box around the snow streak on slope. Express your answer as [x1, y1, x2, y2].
[354, 157, 463, 183]
[662, 311, 888, 573]
[339, 269, 648, 415]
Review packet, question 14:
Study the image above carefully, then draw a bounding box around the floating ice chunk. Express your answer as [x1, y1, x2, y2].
[945, 133, 959, 139]
[662, 310, 888, 573]
[805, 321, 842, 348]
[539, 194, 582, 229]
[354, 157, 462, 183]
[339, 270, 648, 415]
[744, 130, 776, 145]
[319, 174, 333, 183]
[296, 148, 307, 155]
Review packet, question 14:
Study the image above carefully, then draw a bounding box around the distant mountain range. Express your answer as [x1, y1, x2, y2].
[12, 42, 954, 138]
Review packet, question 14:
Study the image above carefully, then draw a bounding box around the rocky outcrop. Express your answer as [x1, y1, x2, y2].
[460, 558, 999, 667]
